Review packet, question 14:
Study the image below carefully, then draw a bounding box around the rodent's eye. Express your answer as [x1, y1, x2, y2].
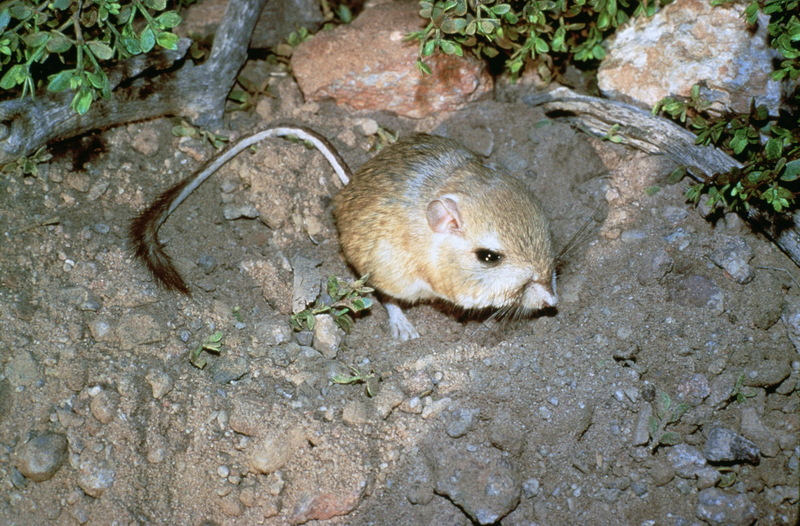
[475, 249, 503, 266]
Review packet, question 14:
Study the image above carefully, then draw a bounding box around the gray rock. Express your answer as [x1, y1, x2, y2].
[489, 410, 528, 455]
[709, 236, 754, 284]
[598, 0, 781, 114]
[291, 254, 322, 314]
[249, 429, 304, 475]
[210, 356, 249, 384]
[669, 275, 723, 312]
[632, 404, 653, 446]
[145, 369, 174, 399]
[647, 459, 675, 486]
[405, 456, 435, 505]
[311, 314, 342, 359]
[77, 460, 116, 497]
[197, 254, 218, 274]
[428, 444, 521, 525]
[696, 466, 721, 489]
[371, 382, 404, 420]
[89, 389, 119, 425]
[222, 203, 259, 220]
[707, 372, 738, 409]
[115, 312, 165, 350]
[251, 318, 293, 350]
[230, 398, 269, 436]
[637, 248, 673, 285]
[740, 407, 781, 458]
[675, 373, 711, 407]
[741, 360, 791, 388]
[522, 478, 540, 498]
[446, 408, 480, 438]
[696, 487, 757, 526]
[15, 432, 68, 482]
[5, 349, 40, 387]
[666, 444, 707, 478]
[703, 427, 760, 464]
[782, 299, 800, 353]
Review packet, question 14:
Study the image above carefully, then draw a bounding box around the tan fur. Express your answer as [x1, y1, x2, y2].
[333, 134, 556, 313]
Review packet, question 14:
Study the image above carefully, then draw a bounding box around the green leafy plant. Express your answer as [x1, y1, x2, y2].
[655, 84, 800, 214]
[291, 275, 373, 333]
[717, 466, 737, 487]
[647, 390, 690, 452]
[0, 0, 183, 114]
[189, 330, 223, 369]
[332, 365, 379, 397]
[409, 0, 664, 79]
[171, 120, 230, 149]
[740, 0, 800, 82]
[730, 373, 758, 404]
[1, 146, 52, 176]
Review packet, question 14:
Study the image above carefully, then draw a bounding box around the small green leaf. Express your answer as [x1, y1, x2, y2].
[143, 0, 167, 10]
[87, 70, 108, 89]
[668, 403, 690, 424]
[156, 31, 179, 50]
[87, 41, 114, 60]
[440, 18, 467, 34]
[121, 35, 142, 54]
[0, 64, 26, 89]
[140, 27, 156, 53]
[71, 87, 94, 115]
[659, 431, 682, 446]
[156, 11, 182, 29]
[23, 31, 49, 48]
[655, 391, 672, 420]
[9, 4, 32, 20]
[765, 138, 783, 160]
[648, 416, 659, 438]
[781, 159, 800, 181]
[667, 167, 687, 185]
[0, 9, 10, 33]
[47, 69, 75, 92]
[46, 31, 72, 53]
[336, 4, 352, 23]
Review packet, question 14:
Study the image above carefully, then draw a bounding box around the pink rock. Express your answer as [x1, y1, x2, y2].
[598, 0, 781, 114]
[291, 1, 492, 118]
[289, 489, 363, 524]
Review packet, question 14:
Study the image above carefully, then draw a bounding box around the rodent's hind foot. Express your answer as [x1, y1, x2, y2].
[385, 302, 420, 341]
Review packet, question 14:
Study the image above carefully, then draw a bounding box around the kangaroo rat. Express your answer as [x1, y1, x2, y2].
[130, 123, 557, 340]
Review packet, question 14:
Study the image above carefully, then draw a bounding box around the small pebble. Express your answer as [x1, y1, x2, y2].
[703, 427, 760, 464]
[696, 487, 757, 526]
[15, 433, 68, 482]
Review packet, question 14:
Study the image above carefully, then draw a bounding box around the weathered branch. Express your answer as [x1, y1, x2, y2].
[525, 87, 800, 268]
[0, 0, 268, 165]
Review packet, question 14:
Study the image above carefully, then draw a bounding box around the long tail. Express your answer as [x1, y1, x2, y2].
[128, 123, 353, 294]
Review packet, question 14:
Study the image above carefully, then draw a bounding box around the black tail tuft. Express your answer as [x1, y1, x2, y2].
[128, 179, 192, 295]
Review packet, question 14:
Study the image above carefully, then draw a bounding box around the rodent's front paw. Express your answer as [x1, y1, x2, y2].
[385, 303, 420, 341]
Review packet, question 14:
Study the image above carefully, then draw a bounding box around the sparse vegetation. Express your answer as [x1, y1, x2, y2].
[332, 366, 379, 397]
[409, 0, 665, 80]
[647, 390, 690, 452]
[189, 330, 223, 369]
[655, 84, 800, 214]
[0, 0, 185, 114]
[291, 275, 373, 333]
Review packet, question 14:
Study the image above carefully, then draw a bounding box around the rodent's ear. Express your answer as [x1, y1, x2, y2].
[426, 197, 463, 234]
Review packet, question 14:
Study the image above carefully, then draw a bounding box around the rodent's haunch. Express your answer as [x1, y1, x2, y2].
[130, 124, 557, 340]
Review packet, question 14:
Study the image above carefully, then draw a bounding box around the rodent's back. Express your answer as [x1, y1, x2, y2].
[333, 134, 557, 312]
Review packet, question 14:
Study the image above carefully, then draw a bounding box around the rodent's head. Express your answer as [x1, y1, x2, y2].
[422, 175, 557, 315]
